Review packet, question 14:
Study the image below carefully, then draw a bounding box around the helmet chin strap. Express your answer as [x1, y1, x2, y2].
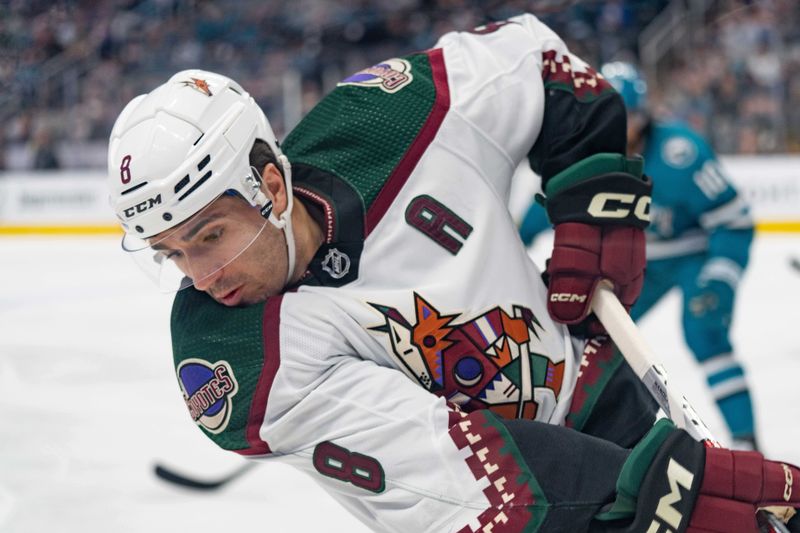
[278, 211, 296, 286]
[248, 155, 296, 286]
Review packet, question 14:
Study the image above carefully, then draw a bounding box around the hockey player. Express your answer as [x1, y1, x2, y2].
[519, 61, 759, 450]
[108, 15, 798, 533]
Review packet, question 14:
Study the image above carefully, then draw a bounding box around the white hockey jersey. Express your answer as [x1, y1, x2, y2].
[171, 13, 625, 533]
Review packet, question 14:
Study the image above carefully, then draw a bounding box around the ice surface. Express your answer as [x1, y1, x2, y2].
[1, 234, 798, 532]
[0, 237, 370, 533]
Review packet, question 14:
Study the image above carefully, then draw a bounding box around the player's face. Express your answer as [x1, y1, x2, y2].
[150, 195, 288, 306]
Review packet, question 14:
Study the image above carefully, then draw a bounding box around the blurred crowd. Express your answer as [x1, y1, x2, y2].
[0, 0, 796, 170]
[651, 0, 800, 154]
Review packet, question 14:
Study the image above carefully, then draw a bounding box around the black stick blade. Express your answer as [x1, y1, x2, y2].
[153, 462, 256, 491]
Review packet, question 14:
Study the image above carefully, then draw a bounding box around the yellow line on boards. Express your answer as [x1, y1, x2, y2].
[755, 221, 800, 233]
[0, 226, 123, 235]
[0, 222, 798, 235]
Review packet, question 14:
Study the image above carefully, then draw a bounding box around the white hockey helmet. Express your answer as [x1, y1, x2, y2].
[107, 69, 296, 291]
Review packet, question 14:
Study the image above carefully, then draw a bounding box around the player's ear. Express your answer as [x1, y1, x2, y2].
[261, 163, 287, 215]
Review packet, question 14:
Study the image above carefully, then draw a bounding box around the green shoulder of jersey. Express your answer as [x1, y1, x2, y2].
[171, 288, 270, 452]
[283, 52, 439, 208]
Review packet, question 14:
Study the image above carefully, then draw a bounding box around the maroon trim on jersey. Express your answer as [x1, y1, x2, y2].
[365, 48, 450, 235]
[236, 295, 284, 456]
[294, 186, 335, 244]
[449, 410, 539, 532]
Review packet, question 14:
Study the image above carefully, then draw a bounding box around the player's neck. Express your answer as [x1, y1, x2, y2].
[288, 197, 325, 282]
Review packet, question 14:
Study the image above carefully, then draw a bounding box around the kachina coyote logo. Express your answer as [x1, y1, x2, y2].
[369, 294, 565, 420]
[177, 358, 239, 434]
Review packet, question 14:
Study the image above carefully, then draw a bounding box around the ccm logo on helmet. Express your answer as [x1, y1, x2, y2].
[587, 192, 651, 222]
[123, 194, 162, 219]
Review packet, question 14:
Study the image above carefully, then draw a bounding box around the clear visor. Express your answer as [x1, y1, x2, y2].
[121, 191, 269, 293]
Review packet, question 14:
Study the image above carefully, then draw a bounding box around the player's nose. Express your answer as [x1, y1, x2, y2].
[191, 262, 224, 292]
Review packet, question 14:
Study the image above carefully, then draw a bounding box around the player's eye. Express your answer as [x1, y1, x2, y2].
[165, 249, 183, 260]
[202, 227, 224, 243]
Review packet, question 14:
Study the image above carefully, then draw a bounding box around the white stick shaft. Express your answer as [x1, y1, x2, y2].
[591, 284, 718, 445]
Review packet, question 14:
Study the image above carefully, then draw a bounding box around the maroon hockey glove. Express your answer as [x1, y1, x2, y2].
[542, 154, 651, 330]
[686, 447, 800, 533]
[598, 419, 800, 533]
[546, 222, 645, 326]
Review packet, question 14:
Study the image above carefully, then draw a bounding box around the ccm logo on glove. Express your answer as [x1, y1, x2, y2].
[550, 293, 588, 303]
[785, 463, 794, 501]
[587, 192, 651, 222]
[649, 458, 695, 531]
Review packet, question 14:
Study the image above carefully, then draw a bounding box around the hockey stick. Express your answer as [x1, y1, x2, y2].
[590, 283, 790, 533]
[591, 284, 714, 443]
[153, 461, 257, 491]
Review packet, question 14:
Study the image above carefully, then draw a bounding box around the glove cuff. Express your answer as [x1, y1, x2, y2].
[544, 153, 652, 229]
[545, 153, 644, 195]
[595, 419, 680, 521]
[595, 419, 705, 532]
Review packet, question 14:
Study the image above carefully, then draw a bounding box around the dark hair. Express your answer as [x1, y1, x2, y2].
[248, 139, 281, 177]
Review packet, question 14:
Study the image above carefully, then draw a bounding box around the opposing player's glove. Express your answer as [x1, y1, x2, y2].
[596, 419, 800, 533]
[543, 154, 651, 331]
